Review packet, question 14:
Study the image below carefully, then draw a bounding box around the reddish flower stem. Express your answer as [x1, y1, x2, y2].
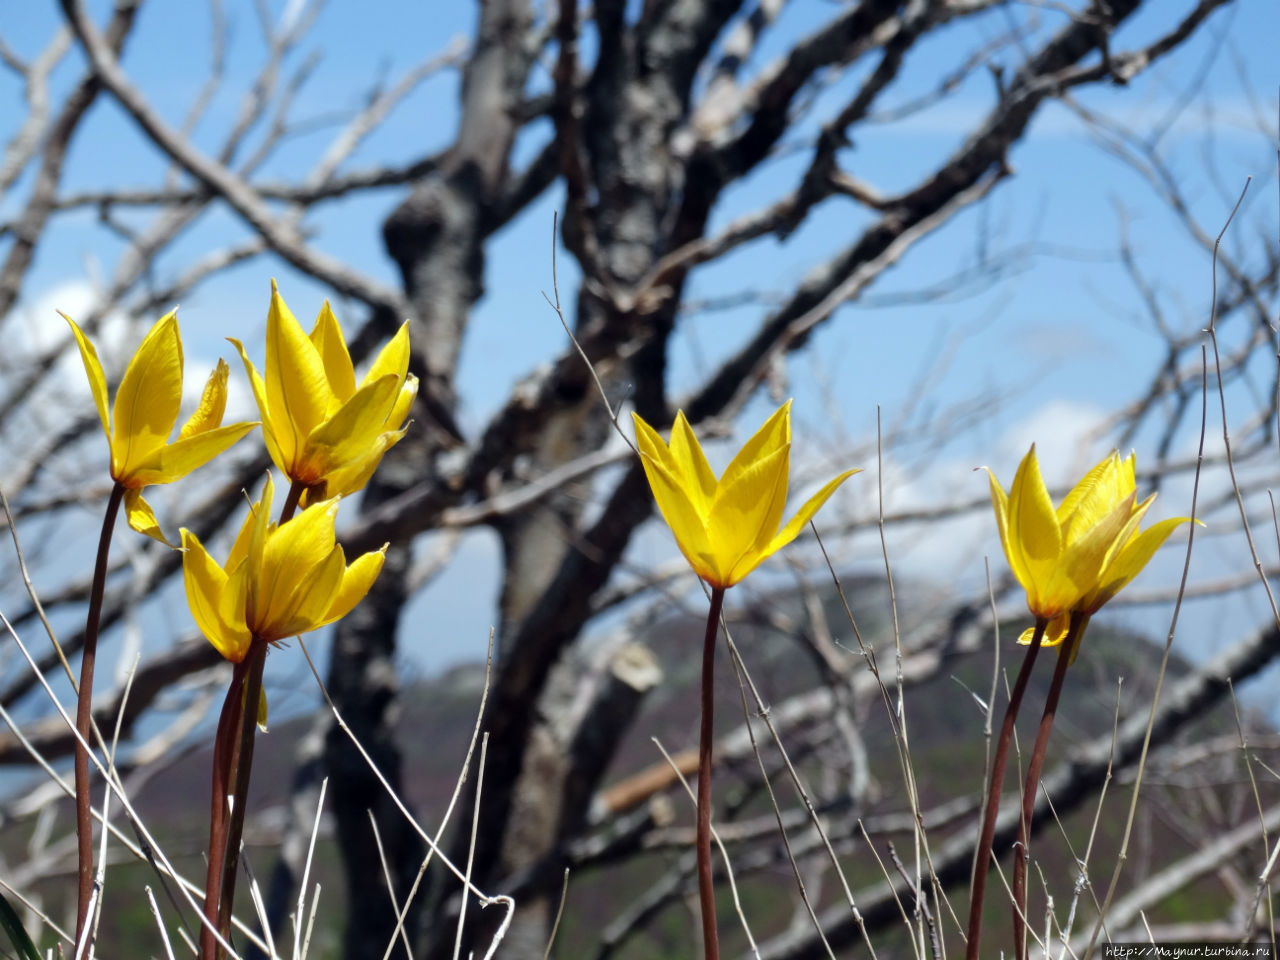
[216, 639, 268, 946]
[697, 586, 725, 960]
[200, 656, 249, 960]
[74, 479, 124, 946]
[1013, 614, 1081, 960]
[964, 617, 1047, 960]
[279, 479, 304, 523]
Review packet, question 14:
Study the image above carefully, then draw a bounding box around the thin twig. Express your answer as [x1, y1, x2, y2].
[294, 636, 514, 958]
[147, 887, 178, 960]
[380, 629, 494, 960]
[367, 813, 412, 960]
[1082, 283, 1215, 960]
[542, 869, 571, 960]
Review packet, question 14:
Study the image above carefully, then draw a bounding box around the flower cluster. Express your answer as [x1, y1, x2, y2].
[64, 283, 408, 954]
[66, 286, 401, 654]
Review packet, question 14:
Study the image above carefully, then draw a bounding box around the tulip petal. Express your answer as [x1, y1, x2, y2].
[386, 374, 418, 431]
[222, 492, 260, 575]
[720, 401, 791, 492]
[307, 427, 405, 503]
[1098, 493, 1155, 572]
[124, 488, 172, 545]
[181, 528, 251, 661]
[1008, 446, 1062, 612]
[987, 469, 1026, 587]
[708, 444, 790, 583]
[309, 300, 356, 405]
[255, 498, 339, 634]
[1016, 614, 1071, 649]
[1056, 451, 1123, 537]
[132, 421, 258, 486]
[111, 311, 184, 479]
[303, 374, 400, 474]
[632, 413, 684, 480]
[1049, 492, 1136, 606]
[767, 468, 860, 557]
[1119, 452, 1136, 493]
[178, 359, 230, 440]
[229, 338, 290, 477]
[245, 474, 274, 621]
[219, 560, 251, 655]
[274, 543, 346, 638]
[360, 321, 410, 389]
[668, 412, 717, 513]
[320, 545, 388, 625]
[1060, 452, 1140, 552]
[61, 312, 111, 444]
[265, 282, 333, 462]
[1090, 516, 1195, 610]
[637, 449, 719, 583]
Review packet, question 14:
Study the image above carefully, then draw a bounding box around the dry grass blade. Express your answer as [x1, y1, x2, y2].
[452, 732, 489, 960]
[1054, 681, 1125, 960]
[293, 778, 327, 960]
[0, 486, 76, 688]
[0, 609, 252, 958]
[1228, 679, 1277, 949]
[368, 812, 412, 960]
[542, 869, 570, 960]
[146, 886, 177, 960]
[242, 850, 276, 960]
[721, 628, 836, 960]
[380, 629, 494, 960]
[294, 636, 514, 958]
[1081, 212, 1216, 960]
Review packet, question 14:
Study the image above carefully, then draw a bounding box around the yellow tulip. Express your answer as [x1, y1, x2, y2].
[633, 401, 858, 589]
[989, 445, 1195, 659]
[230, 281, 418, 503]
[180, 474, 387, 662]
[63, 310, 258, 544]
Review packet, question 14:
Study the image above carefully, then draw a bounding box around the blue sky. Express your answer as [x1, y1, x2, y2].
[2, 0, 1279, 719]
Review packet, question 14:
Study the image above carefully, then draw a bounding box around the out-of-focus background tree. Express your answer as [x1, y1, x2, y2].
[1, 0, 1279, 957]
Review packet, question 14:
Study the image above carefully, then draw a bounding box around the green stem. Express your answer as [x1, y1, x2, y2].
[1013, 613, 1081, 960]
[74, 480, 124, 946]
[964, 617, 1047, 960]
[697, 586, 725, 960]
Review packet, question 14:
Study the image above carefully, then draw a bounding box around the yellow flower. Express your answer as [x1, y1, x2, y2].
[633, 401, 858, 589]
[180, 474, 387, 662]
[63, 309, 258, 544]
[989, 445, 1195, 658]
[230, 281, 418, 503]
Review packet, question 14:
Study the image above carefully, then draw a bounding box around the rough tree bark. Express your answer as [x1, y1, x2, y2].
[319, 2, 540, 958]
